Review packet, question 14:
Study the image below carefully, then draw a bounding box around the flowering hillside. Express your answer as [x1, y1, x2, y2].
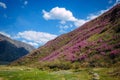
[12, 4, 120, 68]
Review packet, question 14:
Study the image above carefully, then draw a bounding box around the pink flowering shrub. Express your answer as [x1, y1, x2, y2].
[78, 54, 87, 61]
[100, 52, 106, 55]
[109, 49, 120, 59]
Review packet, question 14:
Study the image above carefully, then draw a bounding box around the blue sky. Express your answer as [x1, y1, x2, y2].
[0, 0, 118, 48]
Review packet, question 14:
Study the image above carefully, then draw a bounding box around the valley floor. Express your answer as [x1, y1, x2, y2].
[0, 66, 119, 80]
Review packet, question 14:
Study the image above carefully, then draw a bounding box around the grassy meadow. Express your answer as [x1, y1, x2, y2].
[0, 65, 119, 80]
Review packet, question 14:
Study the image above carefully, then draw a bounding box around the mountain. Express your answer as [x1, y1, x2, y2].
[0, 33, 35, 64]
[12, 4, 120, 67]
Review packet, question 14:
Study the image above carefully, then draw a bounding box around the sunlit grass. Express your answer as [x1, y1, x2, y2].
[0, 66, 119, 80]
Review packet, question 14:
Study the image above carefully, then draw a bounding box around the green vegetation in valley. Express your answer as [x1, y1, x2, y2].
[0, 66, 120, 80]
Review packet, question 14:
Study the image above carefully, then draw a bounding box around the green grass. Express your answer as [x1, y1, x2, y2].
[0, 66, 119, 80]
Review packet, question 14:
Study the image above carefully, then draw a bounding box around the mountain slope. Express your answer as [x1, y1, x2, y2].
[12, 4, 120, 67]
[0, 34, 35, 64]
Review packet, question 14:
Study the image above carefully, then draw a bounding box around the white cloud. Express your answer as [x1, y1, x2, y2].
[59, 25, 70, 29]
[74, 19, 86, 27]
[0, 31, 57, 47]
[59, 24, 74, 33]
[42, 6, 109, 28]
[27, 42, 38, 47]
[59, 25, 69, 33]
[87, 14, 98, 20]
[60, 21, 66, 24]
[22, 40, 39, 47]
[0, 2, 7, 9]
[87, 9, 108, 20]
[42, 7, 76, 21]
[42, 6, 110, 34]
[42, 7, 86, 27]
[0, 32, 11, 38]
[15, 31, 57, 47]
[42, 6, 111, 34]
[59, 29, 66, 33]
[24, 1, 28, 5]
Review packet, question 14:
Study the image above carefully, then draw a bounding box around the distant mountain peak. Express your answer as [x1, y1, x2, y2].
[0, 33, 35, 65]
